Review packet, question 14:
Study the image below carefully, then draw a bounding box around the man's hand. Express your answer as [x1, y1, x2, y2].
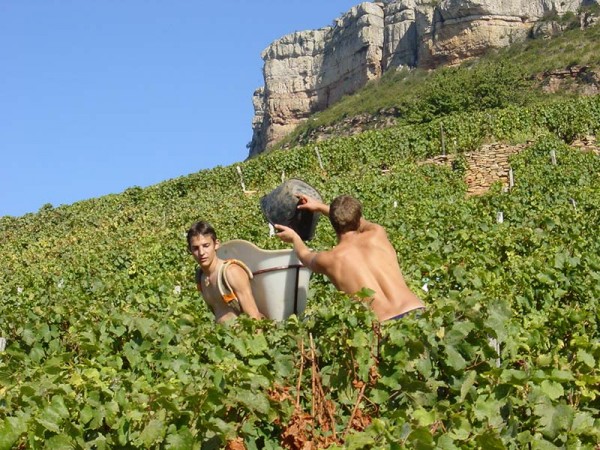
[275, 223, 321, 271]
[296, 194, 329, 215]
[274, 224, 299, 243]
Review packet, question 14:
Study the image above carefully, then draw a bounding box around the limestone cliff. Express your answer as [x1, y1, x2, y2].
[248, 0, 596, 157]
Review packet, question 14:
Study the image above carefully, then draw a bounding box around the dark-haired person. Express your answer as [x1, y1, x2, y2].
[275, 195, 424, 321]
[187, 221, 263, 323]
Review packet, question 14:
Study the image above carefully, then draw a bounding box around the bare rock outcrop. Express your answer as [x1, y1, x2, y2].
[248, 3, 384, 157]
[248, 0, 596, 157]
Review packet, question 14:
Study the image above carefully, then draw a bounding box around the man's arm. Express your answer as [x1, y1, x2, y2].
[274, 224, 324, 273]
[226, 264, 263, 319]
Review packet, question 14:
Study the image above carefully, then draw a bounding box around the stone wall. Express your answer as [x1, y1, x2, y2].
[424, 136, 599, 195]
[425, 143, 526, 195]
[248, 0, 596, 157]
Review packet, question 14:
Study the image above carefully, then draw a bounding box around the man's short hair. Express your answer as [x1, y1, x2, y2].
[186, 221, 217, 249]
[329, 195, 362, 234]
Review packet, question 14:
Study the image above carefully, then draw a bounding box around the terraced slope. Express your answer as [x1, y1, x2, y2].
[1, 89, 599, 447]
[3, 18, 600, 447]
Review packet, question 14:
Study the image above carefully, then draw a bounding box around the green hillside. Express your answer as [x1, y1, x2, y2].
[1, 23, 600, 449]
[278, 19, 600, 150]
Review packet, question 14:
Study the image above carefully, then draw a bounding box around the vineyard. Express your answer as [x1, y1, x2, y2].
[2, 46, 600, 450]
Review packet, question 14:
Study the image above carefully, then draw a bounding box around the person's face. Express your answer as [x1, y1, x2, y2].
[189, 234, 219, 269]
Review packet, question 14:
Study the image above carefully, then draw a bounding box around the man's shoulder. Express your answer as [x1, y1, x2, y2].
[316, 247, 339, 259]
[356, 218, 384, 235]
[308, 248, 337, 273]
[225, 262, 249, 276]
[364, 220, 385, 232]
[222, 259, 253, 285]
[359, 222, 389, 243]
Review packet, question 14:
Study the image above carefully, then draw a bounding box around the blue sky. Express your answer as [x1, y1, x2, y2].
[0, 1, 360, 217]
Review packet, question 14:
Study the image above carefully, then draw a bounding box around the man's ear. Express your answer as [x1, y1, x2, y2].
[215, 239, 220, 250]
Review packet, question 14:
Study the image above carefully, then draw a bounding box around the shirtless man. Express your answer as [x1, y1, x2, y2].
[187, 221, 262, 323]
[275, 195, 424, 321]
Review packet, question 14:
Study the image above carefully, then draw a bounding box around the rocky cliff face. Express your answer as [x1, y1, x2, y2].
[248, 0, 594, 157]
[248, 3, 384, 157]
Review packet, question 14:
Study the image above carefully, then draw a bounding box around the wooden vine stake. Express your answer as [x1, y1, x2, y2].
[0, 337, 6, 352]
[236, 165, 246, 192]
[488, 337, 501, 368]
[315, 147, 324, 171]
[497, 211, 504, 224]
[440, 123, 446, 156]
[509, 167, 514, 189]
[236, 165, 256, 195]
[551, 149, 557, 166]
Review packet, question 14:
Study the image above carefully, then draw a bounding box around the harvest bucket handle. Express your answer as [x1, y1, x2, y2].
[252, 264, 305, 314]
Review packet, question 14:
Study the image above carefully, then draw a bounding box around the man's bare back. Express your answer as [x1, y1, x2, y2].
[276, 194, 424, 321]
